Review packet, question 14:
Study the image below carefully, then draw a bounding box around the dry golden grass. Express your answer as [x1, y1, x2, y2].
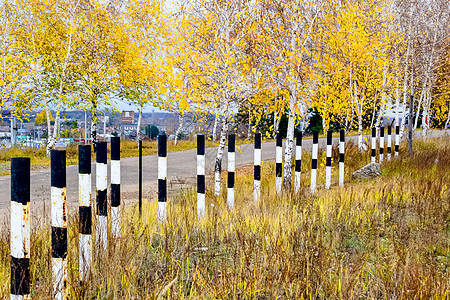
[0, 137, 449, 299]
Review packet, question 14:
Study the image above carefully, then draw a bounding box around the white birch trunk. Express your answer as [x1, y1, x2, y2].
[214, 117, 228, 197]
[283, 92, 296, 190]
[212, 114, 218, 143]
[174, 114, 184, 146]
[46, 109, 54, 156]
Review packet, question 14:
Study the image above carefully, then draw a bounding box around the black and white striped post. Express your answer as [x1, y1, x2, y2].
[325, 131, 332, 189]
[371, 127, 376, 163]
[379, 127, 385, 163]
[51, 150, 67, 300]
[339, 130, 345, 187]
[96, 141, 107, 250]
[395, 125, 400, 157]
[387, 126, 392, 161]
[254, 133, 261, 203]
[11, 157, 30, 299]
[78, 145, 91, 281]
[227, 134, 235, 209]
[111, 137, 120, 238]
[310, 131, 319, 193]
[275, 133, 282, 194]
[197, 134, 205, 218]
[294, 131, 302, 192]
[158, 134, 167, 222]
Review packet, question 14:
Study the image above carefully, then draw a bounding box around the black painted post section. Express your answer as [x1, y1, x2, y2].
[11, 157, 30, 298]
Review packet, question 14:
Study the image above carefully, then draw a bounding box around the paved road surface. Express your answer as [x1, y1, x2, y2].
[0, 130, 448, 227]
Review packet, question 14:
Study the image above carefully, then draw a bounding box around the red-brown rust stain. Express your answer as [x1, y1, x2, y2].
[23, 201, 30, 258]
[62, 187, 67, 227]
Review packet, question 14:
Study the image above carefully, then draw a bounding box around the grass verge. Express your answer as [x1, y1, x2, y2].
[0, 137, 449, 298]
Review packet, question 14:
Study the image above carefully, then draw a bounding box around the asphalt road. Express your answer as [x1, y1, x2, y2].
[0, 130, 448, 227]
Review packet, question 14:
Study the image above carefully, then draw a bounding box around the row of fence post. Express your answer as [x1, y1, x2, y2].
[372, 125, 399, 163]
[11, 128, 402, 298]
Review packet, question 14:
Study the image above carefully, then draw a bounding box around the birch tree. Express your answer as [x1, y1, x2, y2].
[255, 0, 322, 188]
[176, 0, 261, 196]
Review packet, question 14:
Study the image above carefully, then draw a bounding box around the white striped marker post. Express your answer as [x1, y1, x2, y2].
[11, 157, 31, 300]
[275, 133, 282, 194]
[310, 131, 319, 193]
[78, 145, 91, 281]
[96, 142, 107, 250]
[51, 150, 67, 300]
[227, 134, 235, 209]
[197, 134, 206, 218]
[395, 125, 400, 157]
[254, 132, 261, 203]
[387, 126, 392, 161]
[339, 130, 345, 187]
[371, 127, 376, 163]
[294, 131, 302, 193]
[379, 126, 385, 163]
[111, 137, 120, 238]
[158, 134, 167, 222]
[325, 131, 332, 189]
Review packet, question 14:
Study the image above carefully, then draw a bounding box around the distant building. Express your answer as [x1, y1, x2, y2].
[121, 111, 135, 124]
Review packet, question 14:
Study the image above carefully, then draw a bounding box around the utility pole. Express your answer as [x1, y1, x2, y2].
[408, 95, 413, 154]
